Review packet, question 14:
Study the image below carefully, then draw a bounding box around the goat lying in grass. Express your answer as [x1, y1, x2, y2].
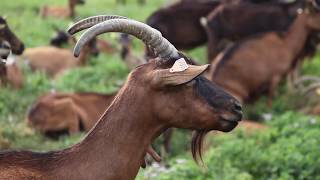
[27, 92, 115, 135]
[21, 38, 99, 77]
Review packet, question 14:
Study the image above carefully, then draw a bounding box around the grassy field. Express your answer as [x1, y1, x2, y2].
[1, 0, 320, 179]
[0, 0, 210, 151]
[0, 0, 167, 150]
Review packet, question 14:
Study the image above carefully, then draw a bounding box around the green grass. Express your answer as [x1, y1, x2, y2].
[0, 0, 169, 151]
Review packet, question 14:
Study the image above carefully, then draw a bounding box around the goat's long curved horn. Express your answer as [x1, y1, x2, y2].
[67, 15, 127, 35]
[73, 18, 179, 60]
[294, 75, 320, 87]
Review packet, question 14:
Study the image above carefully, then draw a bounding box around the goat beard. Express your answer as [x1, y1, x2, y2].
[191, 129, 209, 164]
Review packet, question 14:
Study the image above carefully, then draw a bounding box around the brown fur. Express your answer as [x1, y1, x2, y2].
[146, 0, 219, 52]
[96, 39, 118, 54]
[22, 40, 97, 77]
[0, 17, 24, 55]
[5, 61, 23, 89]
[209, 11, 320, 103]
[0, 17, 24, 89]
[40, 0, 85, 19]
[27, 92, 115, 135]
[0, 56, 242, 179]
[0, 65, 7, 87]
[203, 2, 294, 61]
[0, 56, 24, 89]
[27, 91, 160, 168]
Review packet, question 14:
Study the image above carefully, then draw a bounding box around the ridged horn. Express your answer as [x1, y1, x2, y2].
[67, 15, 127, 35]
[72, 18, 179, 60]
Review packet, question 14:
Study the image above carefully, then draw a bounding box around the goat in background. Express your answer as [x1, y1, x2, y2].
[0, 17, 25, 88]
[40, 0, 85, 19]
[209, 7, 320, 105]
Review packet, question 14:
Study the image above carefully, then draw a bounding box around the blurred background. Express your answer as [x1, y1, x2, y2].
[0, 0, 320, 179]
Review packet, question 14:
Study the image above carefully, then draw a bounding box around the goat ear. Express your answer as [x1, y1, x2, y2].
[151, 64, 209, 88]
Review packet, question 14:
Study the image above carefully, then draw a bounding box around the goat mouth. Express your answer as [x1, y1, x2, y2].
[218, 113, 242, 132]
[219, 118, 239, 132]
[221, 117, 239, 123]
[220, 113, 242, 123]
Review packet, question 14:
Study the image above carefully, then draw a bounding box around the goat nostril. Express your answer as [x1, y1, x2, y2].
[235, 104, 242, 111]
[233, 102, 242, 112]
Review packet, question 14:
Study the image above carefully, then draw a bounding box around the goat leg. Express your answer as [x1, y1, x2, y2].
[286, 70, 295, 93]
[68, 118, 80, 135]
[140, 145, 161, 168]
[287, 60, 302, 93]
[163, 128, 173, 154]
[141, 159, 146, 169]
[0, 65, 8, 86]
[147, 145, 161, 162]
[268, 76, 281, 107]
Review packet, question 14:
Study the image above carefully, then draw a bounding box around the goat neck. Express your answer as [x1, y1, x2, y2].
[76, 45, 90, 65]
[284, 13, 310, 57]
[52, 83, 165, 179]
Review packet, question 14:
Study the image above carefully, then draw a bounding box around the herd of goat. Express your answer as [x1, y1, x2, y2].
[0, 0, 320, 179]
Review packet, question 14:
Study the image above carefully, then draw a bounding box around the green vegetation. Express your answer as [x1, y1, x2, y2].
[1, 0, 320, 179]
[138, 112, 320, 180]
[0, 0, 165, 151]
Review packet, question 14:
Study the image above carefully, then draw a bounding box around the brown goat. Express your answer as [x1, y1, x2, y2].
[22, 38, 98, 77]
[27, 92, 115, 135]
[0, 17, 24, 55]
[0, 16, 242, 179]
[209, 10, 320, 104]
[202, 2, 296, 61]
[40, 0, 85, 19]
[0, 17, 25, 89]
[203, 1, 320, 63]
[146, 0, 220, 51]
